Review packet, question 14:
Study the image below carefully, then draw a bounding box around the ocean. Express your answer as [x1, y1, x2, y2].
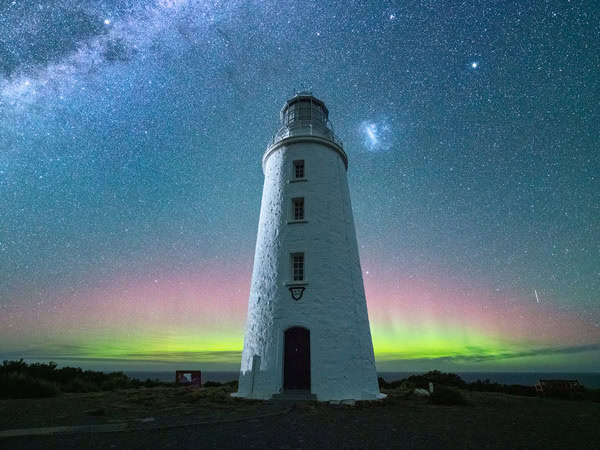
[125, 371, 600, 388]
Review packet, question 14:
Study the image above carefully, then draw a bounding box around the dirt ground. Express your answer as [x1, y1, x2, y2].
[1, 387, 599, 449]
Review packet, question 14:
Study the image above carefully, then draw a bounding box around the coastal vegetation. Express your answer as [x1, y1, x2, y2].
[378, 370, 600, 404]
[0, 359, 167, 399]
[1, 361, 598, 404]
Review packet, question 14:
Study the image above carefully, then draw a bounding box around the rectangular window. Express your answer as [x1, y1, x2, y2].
[294, 160, 304, 179]
[292, 253, 304, 281]
[298, 100, 311, 120]
[292, 197, 304, 221]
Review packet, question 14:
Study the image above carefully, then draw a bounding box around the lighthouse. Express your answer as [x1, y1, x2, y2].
[235, 92, 382, 401]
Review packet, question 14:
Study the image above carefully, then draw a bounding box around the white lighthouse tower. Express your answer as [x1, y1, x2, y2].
[235, 92, 382, 401]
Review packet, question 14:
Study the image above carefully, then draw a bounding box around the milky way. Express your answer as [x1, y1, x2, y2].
[1, 0, 599, 371]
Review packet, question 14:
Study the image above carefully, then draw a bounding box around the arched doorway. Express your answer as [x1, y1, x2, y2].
[284, 327, 311, 391]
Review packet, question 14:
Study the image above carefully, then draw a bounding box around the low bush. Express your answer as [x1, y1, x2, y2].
[467, 379, 537, 397]
[430, 387, 467, 406]
[191, 387, 232, 402]
[380, 371, 599, 401]
[0, 359, 170, 398]
[131, 378, 168, 389]
[587, 389, 600, 403]
[380, 371, 467, 391]
[406, 371, 467, 389]
[203, 380, 238, 388]
[224, 380, 238, 389]
[378, 377, 390, 389]
[100, 374, 132, 391]
[0, 373, 60, 399]
[62, 377, 100, 393]
[540, 390, 589, 401]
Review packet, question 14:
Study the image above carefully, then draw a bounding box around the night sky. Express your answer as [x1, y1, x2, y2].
[1, 0, 599, 372]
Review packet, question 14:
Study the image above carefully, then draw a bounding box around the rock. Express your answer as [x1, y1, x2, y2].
[413, 388, 431, 397]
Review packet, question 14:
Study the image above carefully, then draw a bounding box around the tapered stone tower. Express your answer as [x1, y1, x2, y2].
[235, 92, 382, 401]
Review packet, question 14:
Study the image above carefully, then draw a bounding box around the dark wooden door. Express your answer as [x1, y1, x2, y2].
[284, 327, 311, 390]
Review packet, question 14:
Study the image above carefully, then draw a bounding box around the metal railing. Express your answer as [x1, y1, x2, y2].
[267, 121, 344, 150]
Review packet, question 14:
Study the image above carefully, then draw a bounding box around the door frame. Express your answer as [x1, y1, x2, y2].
[282, 325, 311, 391]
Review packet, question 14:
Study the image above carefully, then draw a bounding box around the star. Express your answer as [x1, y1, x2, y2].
[0, 0, 597, 376]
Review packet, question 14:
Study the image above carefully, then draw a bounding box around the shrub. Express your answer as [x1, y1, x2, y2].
[62, 377, 99, 393]
[224, 380, 238, 389]
[139, 378, 169, 388]
[587, 389, 600, 403]
[378, 377, 390, 389]
[1, 359, 164, 396]
[0, 359, 227, 399]
[379, 377, 416, 393]
[0, 373, 60, 399]
[380, 371, 468, 391]
[389, 380, 412, 389]
[430, 387, 467, 405]
[398, 381, 417, 391]
[467, 379, 537, 397]
[100, 374, 132, 391]
[203, 380, 238, 389]
[406, 371, 467, 389]
[192, 387, 231, 402]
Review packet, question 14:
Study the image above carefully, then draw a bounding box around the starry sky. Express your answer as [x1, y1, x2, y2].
[1, 0, 599, 373]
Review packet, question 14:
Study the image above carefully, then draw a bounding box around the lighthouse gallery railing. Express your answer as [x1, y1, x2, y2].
[267, 121, 345, 150]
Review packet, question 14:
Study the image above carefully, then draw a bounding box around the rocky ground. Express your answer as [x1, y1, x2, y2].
[1, 386, 599, 449]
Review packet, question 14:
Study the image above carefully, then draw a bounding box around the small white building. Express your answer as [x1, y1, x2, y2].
[235, 92, 382, 401]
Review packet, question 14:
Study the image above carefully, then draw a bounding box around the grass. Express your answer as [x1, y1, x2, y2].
[0, 372, 60, 399]
[430, 387, 467, 405]
[0, 359, 170, 399]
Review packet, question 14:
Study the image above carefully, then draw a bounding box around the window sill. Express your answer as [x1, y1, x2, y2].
[285, 281, 309, 286]
[288, 178, 308, 183]
[287, 220, 308, 224]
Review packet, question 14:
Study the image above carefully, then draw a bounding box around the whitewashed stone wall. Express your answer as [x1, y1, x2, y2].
[236, 135, 381, 401]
